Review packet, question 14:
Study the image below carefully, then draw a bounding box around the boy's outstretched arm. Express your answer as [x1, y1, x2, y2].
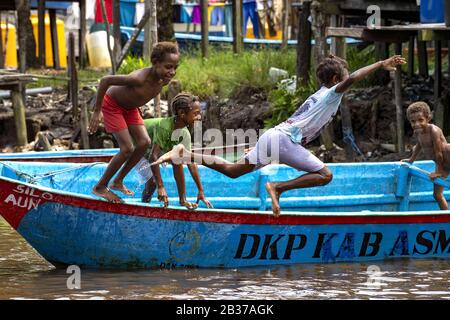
[187, 163, 213, 208]
[335, 55, 406, 94]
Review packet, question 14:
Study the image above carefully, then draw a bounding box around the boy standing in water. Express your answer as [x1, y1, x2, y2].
[142, 92, 212, 209]
[88, 42, 180, 203]
[401, 102, 450, 210]
[153, 54, 406, 216]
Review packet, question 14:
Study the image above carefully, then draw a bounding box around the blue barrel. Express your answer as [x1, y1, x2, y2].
[420, 0, 445, 23]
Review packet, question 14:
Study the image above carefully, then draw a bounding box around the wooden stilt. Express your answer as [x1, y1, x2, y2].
[394, 42, 405, 153]
[232, 0, 243, 54]
[281, 0, 289, 48]
[49, 9, 60, 69]
[68, 33, 78, 122]
[79, 0, 87, 68]
[434, 40, 443, 129]
[37, 0, 46, 67]
[417, 40, 428, 77]
[112, 0, 121, 64]
[100, 0, 117, 74]
[15, 0, 27, 73]
[11, 85, 28, 147]
[200, 0, 209, 58]
[296, 0, 311, 86]
[407, 36, 414, 77]
[0, 13, 4, 69]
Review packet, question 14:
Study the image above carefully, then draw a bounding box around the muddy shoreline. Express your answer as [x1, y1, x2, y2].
[1, 75, 449, 163]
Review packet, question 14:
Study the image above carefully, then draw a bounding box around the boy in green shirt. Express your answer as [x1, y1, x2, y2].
[142, 92, 212, 210]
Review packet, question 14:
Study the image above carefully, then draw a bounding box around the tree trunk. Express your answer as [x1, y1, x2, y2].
[156, 0, 174, 41]
[143, 0, 158, 60]
[150, 0, 160, 117]
[311, 0, 328, 67]
[232, 0, 243, 54]
[296, 0, 311, 86]
[113, 0, 121, 64]
[16, 0, 38, 71]
[311, 0, 333, 150]
[281, 0, 289, 49]
[200, 0, 209, 58]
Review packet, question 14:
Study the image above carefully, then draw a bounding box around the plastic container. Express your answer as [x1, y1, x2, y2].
[420, 0, 445, 23]
[31, 14, 67, 68]
[86, 31, 115, 68]
[1, 23, 18, 68]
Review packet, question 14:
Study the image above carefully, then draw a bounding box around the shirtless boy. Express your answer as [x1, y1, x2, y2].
[88, 42, 180, 203]
[401, 101, 450, 210]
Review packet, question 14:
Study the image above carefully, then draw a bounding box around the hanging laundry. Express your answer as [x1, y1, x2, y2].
[243, 0, 259, 38]
[256, 0, 277, 38]
[95, 0, 113, 23]
[181, 3, 196, 23]
[210, 2, 225, 26]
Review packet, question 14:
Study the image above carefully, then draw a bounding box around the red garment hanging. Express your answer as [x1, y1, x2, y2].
[95, 0, 113, 23]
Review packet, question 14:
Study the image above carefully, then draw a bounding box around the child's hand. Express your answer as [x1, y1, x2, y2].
[382, 55, 406, 71]
[88, 110, 103, 134]
[157, 186, 169, 208]
[197, 191, 213, 209]
[429, 172, 442, 180]
[400, 158, 413, 163]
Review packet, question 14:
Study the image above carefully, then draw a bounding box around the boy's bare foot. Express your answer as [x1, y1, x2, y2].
[93, 185, 123, 203]
[151, 144, 187, 166]
[110, 182, 134, 196]
[265, 182, 281, 217]
[180, 200, 198, 210]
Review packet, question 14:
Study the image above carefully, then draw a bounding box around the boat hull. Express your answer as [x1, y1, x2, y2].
[1, 177, 450, 269]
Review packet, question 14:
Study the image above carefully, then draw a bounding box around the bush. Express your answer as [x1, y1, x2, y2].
[264, 78, 316, 128]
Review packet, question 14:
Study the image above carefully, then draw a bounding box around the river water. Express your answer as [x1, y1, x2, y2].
[1, 217, 450, 300]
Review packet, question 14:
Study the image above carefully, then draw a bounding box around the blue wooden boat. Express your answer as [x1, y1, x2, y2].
[0, 160, 449, 269]
[0, 144, 246, 163]
[0, 149, 118, 163]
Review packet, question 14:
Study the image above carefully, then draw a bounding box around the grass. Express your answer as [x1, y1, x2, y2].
[173, 47, 298, 99]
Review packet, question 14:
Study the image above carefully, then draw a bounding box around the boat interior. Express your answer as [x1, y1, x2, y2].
[0, 160, 449, 212]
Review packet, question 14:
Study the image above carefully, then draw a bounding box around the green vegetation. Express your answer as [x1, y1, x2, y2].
[264, 79, 316, 128]
[172, 48, 298, 99]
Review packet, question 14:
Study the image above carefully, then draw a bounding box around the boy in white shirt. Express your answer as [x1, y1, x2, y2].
[153, 54, 406, 216]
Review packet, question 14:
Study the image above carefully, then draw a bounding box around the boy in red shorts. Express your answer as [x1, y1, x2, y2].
[88, 42, 180, 203]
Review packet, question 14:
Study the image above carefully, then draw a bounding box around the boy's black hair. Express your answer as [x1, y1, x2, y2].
[171, 92, 199, 115]
[316, 54, 349, 86]
[406, 101, 432, 120]
[151, 42, 179, 64]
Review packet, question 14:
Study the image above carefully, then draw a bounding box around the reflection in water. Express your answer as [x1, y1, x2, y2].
[1, 217, 450, 300]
